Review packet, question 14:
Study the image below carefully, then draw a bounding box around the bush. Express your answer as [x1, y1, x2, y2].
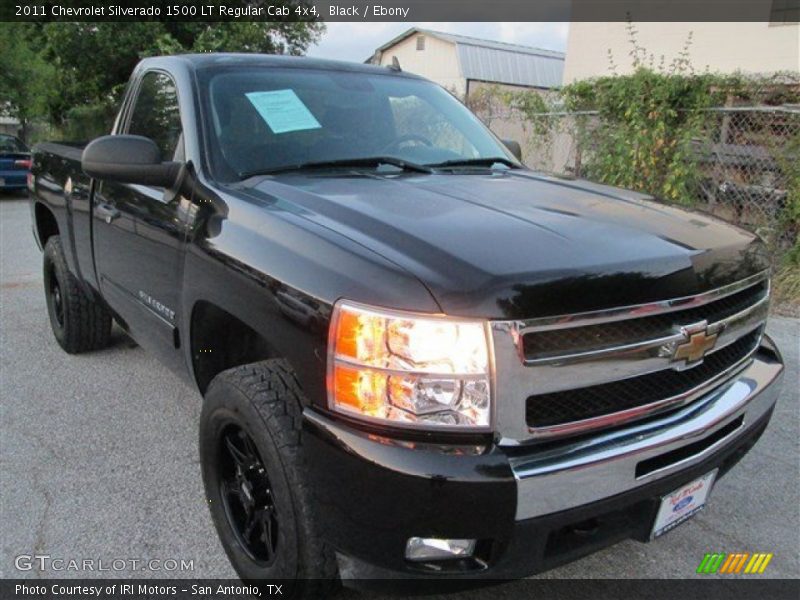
[61, 102, 120, 142]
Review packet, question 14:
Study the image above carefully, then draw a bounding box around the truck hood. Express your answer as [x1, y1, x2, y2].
[242, 170, 769, 319]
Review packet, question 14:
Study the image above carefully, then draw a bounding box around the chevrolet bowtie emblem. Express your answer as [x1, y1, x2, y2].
[672, 322, 719, 365]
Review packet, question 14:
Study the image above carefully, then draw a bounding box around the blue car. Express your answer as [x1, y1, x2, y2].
[0, 133, 31, 192]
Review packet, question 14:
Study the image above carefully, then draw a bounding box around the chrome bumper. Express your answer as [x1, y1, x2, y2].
[511, 339, 783, 520]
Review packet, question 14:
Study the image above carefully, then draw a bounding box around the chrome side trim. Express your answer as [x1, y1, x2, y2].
[511, 352, 783, 520]
[515, 270, 768, 334]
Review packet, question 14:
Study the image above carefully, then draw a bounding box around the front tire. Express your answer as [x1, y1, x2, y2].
[199, 360, 338, 597]
[43, 236, 112, 353]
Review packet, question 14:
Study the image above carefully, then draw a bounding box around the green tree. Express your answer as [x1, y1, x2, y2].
[38, 20, 324, 126]
[0, 24, 55, 142]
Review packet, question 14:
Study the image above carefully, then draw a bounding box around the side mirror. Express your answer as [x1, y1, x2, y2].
[82, 135, 181, 188]
[502, 139, 522, 162]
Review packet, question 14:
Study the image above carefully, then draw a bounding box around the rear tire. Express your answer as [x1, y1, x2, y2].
[43, 236, 112, 353]
[200, 360, 338, 597]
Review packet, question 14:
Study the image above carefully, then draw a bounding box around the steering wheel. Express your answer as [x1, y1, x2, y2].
[380, 134, 433, 154]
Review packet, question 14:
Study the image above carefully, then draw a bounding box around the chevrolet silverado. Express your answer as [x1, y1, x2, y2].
[29, 54, 784, 595]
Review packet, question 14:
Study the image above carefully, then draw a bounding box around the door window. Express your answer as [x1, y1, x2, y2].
[127, 72, 183, 161]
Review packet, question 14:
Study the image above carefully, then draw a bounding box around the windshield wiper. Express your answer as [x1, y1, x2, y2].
[240, 156, 433, 179]
[427, 157, 520, 169]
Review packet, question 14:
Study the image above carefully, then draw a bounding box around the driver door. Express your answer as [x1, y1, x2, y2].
[92, 70, 188, 372]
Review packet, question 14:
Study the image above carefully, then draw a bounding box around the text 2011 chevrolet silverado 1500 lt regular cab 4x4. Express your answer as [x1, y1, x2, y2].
[29, 54, 784, 594]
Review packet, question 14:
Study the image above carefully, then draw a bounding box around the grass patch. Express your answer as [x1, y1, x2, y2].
[772, 240, 800, 315]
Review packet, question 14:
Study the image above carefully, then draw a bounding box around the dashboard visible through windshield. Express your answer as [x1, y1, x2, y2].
[201, 67, 517, 181]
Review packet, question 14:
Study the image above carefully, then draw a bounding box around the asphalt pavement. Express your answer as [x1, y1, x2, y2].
[1, 194, 798, 594]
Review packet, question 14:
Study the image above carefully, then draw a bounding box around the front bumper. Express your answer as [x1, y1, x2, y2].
[303, 337, 783, 582]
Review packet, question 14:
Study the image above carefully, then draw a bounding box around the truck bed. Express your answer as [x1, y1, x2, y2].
[31, 141, 95, 288]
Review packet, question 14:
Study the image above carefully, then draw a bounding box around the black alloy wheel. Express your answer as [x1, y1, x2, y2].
[199, 360, 339, 596]
[217, 425, 280, 565]
[48, 269, 65, 327]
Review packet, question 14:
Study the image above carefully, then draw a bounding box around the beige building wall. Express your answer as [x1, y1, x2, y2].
[376, 34, 467, 97]
[564, 22, 800, 82]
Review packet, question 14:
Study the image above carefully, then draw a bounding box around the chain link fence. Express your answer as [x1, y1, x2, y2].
[690, 107, 797, 236]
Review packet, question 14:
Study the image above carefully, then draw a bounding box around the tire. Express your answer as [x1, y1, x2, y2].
[43, 236, 112, 353]
[200, 360, 338, 597]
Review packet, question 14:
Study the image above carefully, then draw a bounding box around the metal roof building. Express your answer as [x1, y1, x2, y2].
[367, 28, 565, 91]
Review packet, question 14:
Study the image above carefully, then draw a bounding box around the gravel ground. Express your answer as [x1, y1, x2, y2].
[1, 194, 798, 594]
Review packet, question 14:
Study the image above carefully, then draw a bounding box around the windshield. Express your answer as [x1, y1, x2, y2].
[0, 135, 28, 154]
[201, 67, 517, 181]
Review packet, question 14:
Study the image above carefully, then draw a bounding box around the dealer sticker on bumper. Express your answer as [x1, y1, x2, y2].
[651, 469, 718, 539]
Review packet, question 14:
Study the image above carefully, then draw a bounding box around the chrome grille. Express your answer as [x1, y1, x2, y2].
[526, 329, 760, 428]
[490, 271, 770, 444]
[522, 279, 767, 360]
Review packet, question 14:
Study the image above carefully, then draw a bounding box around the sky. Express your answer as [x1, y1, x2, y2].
[307, 22, 570, 62]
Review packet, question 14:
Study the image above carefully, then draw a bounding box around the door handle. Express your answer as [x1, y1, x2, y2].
[95, 203, 120, 224]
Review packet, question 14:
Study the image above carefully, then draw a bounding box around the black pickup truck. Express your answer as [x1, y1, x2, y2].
[30, 54, 784, 593]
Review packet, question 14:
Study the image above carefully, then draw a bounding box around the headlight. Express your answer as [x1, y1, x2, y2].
[327, 301, 492, 430]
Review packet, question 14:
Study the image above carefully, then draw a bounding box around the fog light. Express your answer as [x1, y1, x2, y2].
[405, 537, 476, 561]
